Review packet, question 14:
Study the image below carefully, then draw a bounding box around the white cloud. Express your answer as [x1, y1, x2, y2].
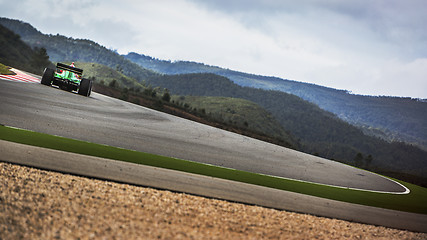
[374, 58, 427, 97]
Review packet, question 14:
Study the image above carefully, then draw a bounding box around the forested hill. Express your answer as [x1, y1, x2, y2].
[125, 52, 427, 151]
[0, 24, 51, 74]
[147, 73, 427, 183]
[0, 18, 158, 82]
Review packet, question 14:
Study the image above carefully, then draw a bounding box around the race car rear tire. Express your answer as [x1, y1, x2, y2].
[78, 78, 92, 97]
[41, 68, 54, 86]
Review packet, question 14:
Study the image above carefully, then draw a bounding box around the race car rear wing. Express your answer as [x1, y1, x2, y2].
[56, 63, 83, 75]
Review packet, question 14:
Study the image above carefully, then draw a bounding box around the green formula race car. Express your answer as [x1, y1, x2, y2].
[41, 62, 92, 97]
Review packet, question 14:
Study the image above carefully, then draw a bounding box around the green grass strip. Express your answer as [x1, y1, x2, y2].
[1, 125, 426, 214]
[0, 63, 15, 75]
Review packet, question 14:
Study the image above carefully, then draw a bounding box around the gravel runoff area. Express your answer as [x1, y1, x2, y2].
[1, 162, 425, 240]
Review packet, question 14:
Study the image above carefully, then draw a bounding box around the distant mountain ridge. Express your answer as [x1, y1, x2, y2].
[124, 52, 427, 150]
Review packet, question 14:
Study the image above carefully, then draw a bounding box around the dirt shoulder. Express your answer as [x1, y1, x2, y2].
[1, 162, 425, 240]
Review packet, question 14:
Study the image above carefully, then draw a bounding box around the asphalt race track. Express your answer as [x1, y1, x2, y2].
[1, 78, 426, 232]
[0, 80, 405, 192]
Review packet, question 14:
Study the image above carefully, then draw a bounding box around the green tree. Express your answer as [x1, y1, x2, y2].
[120, 87, 129, 101]
[109, 79, 117, 88]
[354, 152, 364, 167]
[365, 154, 373, 168]
[162, 91, 171, 102]
[30, 47, 50, 73]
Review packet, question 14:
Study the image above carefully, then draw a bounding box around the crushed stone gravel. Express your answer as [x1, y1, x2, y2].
[1, 162, 425, 240]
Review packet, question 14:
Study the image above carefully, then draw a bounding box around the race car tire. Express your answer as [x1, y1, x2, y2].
[78, 78, 92, 97]
[41, 68, 54, 86]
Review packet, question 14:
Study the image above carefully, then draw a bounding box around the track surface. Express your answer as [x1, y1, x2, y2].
[0, 79, 404, 193]
[2, 76, 426, 232]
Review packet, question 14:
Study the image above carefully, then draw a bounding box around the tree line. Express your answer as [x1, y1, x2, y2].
[145, 72, 427, 186]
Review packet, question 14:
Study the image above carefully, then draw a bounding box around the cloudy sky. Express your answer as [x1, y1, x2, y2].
[1, 0, 426, 98]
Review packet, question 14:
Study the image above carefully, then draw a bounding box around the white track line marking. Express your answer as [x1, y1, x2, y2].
[258, 171, 411, 195]
[202, 160, 411, 195]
